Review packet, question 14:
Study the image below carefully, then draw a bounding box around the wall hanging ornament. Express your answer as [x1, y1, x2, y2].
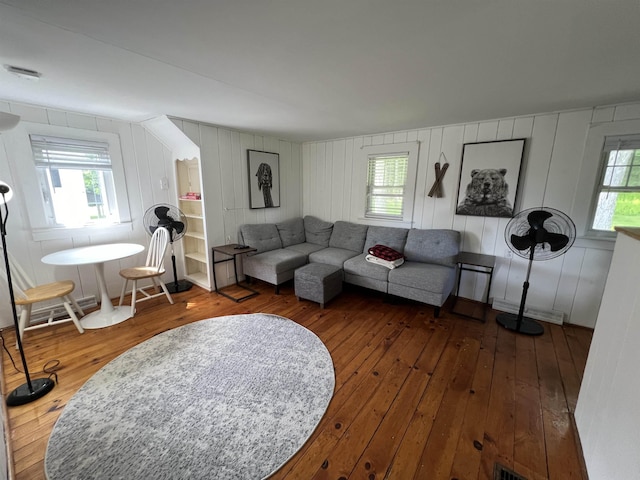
[427, 153, 449, 198]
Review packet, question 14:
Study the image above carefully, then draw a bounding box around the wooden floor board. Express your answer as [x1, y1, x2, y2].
[513, 334, 547, 480]
[1, 284, 591, 480]
[479, 324, 517, 478]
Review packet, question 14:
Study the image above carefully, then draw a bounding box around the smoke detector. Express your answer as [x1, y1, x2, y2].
[4, 65, 41, 81]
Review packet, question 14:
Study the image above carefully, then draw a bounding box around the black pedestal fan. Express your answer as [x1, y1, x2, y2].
[143, 204, 192, 293]
[497, 207, 576, 336]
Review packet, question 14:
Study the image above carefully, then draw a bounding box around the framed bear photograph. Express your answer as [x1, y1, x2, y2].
[455, 138, 526, 218]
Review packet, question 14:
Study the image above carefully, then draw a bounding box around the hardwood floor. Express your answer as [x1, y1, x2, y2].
[1, 281, 592, 480]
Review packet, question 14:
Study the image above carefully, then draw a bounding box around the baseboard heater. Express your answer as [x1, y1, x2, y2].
[29, 295, 98, 324]
[492, 298, 565, 325]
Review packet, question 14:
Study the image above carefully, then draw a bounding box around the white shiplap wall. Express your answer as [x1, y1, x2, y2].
[170, 119, 303, 285]
[302, 103, 640, 328]
[0, 103, 303, 329]
[575, 229, 640, 479]
[0, 101, 177, 328]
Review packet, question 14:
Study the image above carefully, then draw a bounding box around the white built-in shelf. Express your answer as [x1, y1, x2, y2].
[186, 271, 209, 289]
[176, 157, 210, 291]
[185, 251, 207, 263]
[185, 231, 205, 240]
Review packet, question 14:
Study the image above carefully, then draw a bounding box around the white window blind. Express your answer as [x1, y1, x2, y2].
[29, 134, 119, 227]
[30, 135, 112, 169]
[366, 153, 409, 218]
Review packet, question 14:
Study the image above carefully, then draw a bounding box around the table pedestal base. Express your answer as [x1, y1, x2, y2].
[80, 306, 133, 330]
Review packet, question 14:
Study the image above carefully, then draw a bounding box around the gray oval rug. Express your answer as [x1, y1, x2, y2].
[45, 313, 335, 480]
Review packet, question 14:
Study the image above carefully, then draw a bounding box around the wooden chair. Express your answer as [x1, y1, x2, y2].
[0, 248, 85, 343]
[118, 227, 173, 316]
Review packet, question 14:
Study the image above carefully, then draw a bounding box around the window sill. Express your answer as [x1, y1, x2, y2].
[574, 235, 616, 251]
[32, 222, 133, 241]
[358, 216, 413, 228]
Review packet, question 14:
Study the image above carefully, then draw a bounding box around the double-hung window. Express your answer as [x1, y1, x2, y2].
[360, 141, 418, 224]
[366, 153, 409, 219]
[30, 134, 120, 227]
[590, 134, 640, 232]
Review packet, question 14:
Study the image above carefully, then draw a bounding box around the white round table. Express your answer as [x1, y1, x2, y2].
[42, 243, 144, 329]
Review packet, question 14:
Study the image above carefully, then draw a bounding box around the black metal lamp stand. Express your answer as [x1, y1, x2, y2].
[0, 183, 55, 406]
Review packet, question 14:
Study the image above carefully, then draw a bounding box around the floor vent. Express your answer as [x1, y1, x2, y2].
[494, 463, 527, 480]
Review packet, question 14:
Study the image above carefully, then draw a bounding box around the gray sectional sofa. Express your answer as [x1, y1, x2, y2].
[239, 216, 461, 316]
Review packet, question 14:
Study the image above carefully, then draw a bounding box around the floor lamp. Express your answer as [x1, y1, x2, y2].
[1, 182, 55, 406]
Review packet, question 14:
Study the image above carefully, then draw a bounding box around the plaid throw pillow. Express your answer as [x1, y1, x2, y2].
[368, 244, 405, 261]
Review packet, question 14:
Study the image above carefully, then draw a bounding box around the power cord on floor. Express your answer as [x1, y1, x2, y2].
[0, 329, 62, 385]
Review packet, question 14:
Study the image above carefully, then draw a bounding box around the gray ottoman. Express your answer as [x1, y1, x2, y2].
[294, 263, 343, 308]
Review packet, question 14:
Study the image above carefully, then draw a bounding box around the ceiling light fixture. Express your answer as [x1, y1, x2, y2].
[4, 65, 41, 81]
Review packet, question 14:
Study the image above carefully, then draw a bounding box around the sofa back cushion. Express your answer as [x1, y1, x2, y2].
[303, 216, 334, 247]
[276, 218, 306, 247]
[364, 226, 409, 253]
[404, 229, 460, 266]
[239, 223, 282, 253]
[329, 221, 369, 253]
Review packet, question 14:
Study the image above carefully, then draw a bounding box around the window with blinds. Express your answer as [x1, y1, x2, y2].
[365, 153, 409, 219]
[590, 134, 640, 232]
[30, 134, 120, 226]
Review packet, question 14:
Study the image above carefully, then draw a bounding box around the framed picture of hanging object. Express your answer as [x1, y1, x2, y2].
[248, 149, 280, 209]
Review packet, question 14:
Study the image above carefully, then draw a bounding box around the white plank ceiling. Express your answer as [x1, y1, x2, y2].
[1, 0, 639, 141]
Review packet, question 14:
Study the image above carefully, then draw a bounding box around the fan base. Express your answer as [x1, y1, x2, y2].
[167, 280, 193, 294]
[496, 313, 544, 336]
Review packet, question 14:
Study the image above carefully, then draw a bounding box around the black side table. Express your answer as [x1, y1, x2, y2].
[452, 251, 496, 322]
[211, 244, 259, 302]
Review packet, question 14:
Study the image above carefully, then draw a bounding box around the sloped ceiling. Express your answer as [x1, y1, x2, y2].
[1, 0, 639, 142]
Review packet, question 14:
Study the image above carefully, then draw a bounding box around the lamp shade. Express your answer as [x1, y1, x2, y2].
[0, 112, 20, 132]
[0, 182, 13, 204]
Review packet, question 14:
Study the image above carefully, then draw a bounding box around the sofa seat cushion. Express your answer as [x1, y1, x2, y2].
[404, 229, 460, 267]
[276, 218, 306, 247]
[239, 224, 282, 253]
[285, 242, 326, 257]
[343, 253, 391, 282]
[387, 261, 455, 293]
[329, 221, 369, 252]
[304, 216, 334, 247]
[309, 247, 359, 268]
[244, 249, 307, 275]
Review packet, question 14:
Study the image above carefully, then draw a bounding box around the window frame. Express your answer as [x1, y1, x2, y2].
[588, 135, 640, 235]
[13, 123, 132, 241]
[359, 142, 419, 225]
[365, 152, 410, 220]
[30, 134, 121, 227]
[576, 119, 640, 240]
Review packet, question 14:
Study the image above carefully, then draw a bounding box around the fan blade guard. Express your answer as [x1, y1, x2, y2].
[143, 204, 189, 242]
[504, 207, 576, 261]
